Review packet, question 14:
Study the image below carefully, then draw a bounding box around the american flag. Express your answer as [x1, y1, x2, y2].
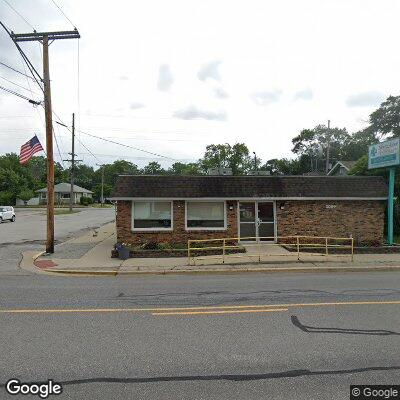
[19, 135, 44, 165]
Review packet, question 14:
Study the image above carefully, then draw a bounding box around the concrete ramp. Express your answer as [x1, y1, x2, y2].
[243, 243, 291, 256]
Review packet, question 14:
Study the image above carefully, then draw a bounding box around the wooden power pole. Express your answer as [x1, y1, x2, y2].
[11, 29, 80, 253]
[70, 113, 75, 212]
[62, 114, 81, 212]
[96, 164, 106, 206]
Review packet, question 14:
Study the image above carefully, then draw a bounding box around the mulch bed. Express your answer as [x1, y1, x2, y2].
[111, 247, 246, 259]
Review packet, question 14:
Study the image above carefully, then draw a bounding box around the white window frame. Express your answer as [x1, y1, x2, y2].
[131, 200, 173, 232]
[185, 200, 227, 231]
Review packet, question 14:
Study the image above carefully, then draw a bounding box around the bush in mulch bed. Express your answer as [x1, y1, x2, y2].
[111, 241, 245, 259]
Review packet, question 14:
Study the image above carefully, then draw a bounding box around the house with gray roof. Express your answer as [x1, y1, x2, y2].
[110, 175, 388, 245]
[327, 161, 357, 176]
[37, 183, 93, 205]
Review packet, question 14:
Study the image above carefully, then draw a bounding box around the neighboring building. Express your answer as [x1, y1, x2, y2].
[327, 161, 356, 176]
[16, 197, 39, 206]
[37, 183, 93, 205]
[110, 175, 387, 245]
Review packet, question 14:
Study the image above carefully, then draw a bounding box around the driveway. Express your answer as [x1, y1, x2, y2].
[0, 207, 115, 275]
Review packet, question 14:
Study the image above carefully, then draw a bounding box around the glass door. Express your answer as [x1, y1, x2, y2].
[239, 202, 256, 240]
[257, 202, 275, 241]
[239, 201, 275, 241]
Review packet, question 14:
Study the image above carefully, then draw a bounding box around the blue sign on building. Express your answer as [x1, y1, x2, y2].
[368, 138, 400, 169]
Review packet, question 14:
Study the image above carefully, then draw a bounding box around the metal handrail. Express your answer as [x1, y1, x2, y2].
[187, 235, 354, 266]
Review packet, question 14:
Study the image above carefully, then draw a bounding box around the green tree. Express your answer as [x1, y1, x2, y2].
[199, 143, 253, 175]
[70, 164, 95, 190]
[99, 160, 140, 187]
[292, 125, 350, 171]
[369, 95, 400, 138]
[92, 183, 113, 201]
[261, 158, 302, 175]
[342, 127, 377, 161]
[168, 162, 202, 175]
[141, 161, 166, 175]
[0, 191, 13, 205]
[18, 188, 35, 205]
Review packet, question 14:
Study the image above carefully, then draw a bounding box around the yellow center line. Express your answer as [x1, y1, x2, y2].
[151, 308, 288, 316]
[0, 300, 399, 314]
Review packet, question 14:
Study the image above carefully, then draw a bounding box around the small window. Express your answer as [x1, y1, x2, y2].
[132, 201, 172, 230]
[61, 193, 70, 199]
[186, 201, 225, 229]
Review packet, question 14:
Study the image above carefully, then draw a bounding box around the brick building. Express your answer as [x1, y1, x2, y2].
[110, 175, 388, 246]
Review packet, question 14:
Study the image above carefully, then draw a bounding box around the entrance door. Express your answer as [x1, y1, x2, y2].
[257, 202, 275, 241]
[239, 201, 275, 241]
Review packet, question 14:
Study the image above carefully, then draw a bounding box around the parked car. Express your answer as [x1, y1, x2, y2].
[0, 206, 16, 223]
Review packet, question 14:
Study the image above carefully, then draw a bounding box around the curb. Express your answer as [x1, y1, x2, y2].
[41, 265, 400, 277]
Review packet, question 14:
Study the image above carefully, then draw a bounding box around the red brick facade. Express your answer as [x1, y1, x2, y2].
[116, 199, 385, 246]
[277, 200, 385, 245]
[116, 200, 238, 245]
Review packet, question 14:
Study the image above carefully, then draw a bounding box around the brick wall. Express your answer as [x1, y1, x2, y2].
[276, 200, 385, 244]
[116, 200, 238, 245]
[116, 199, 385, 246]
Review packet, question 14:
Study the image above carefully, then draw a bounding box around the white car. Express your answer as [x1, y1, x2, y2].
[0, 206, 16, 223]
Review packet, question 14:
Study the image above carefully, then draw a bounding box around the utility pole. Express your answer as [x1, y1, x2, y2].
[61, 114, 82, 212]
[325, 119, 331, 175]
[253, 152, 257, 173]
[70, 113, 75, 212]
[96, 164, 106, 206]
[11, 29, 80, 253]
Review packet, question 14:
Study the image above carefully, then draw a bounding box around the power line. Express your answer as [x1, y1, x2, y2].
[2, 0, 35, 31]
[52, 110, 98, 164]
[77, 129, 178, 161]
[0, 20, 44, 92]
[0, 61, 35, 80]
[0, 84, 41, 104]
[49, 0, 76, 28]
[0, 74, 40, 94]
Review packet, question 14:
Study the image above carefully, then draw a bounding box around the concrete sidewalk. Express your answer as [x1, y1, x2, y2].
[22, 224, 400, 276]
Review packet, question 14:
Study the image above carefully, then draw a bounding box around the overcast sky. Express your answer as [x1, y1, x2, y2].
[1, 0, 399, 169]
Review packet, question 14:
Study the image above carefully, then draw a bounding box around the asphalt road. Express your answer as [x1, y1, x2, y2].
[0, 271, 399, 399]
[0, 208, 115, 275]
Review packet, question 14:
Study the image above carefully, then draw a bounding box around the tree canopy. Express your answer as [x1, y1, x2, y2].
[1, 94, 399, 204]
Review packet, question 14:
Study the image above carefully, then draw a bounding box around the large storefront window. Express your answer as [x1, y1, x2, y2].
[186, 201, 225, 229]
[132, 201, 172, 230]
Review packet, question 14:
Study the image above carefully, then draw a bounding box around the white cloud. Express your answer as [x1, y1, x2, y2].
[251, 90, 282, 106]
[214, 86, 229, 99]
[130, 102, 145, 110]
[1, 0, 400, 166]
[173, 106, 227, 121]
[157, 64, 173, 92]
[346, 91, 385, 107]
[294, 88, 313, 101]
[198, 60, 222, 82]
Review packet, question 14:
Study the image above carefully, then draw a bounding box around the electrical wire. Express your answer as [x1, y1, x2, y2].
[0, 84, 41, 104]
[0, 20, 44, 92]
[0, 74, 40, 94]
[77, 129, 178, 161]
[51, 111, 179, 163]
[2, 0, 35, 31]
[49, 0, 76, 28]
[0, 61, 35, 80]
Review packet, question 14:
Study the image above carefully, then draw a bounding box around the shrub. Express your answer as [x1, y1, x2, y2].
[80, 196, 93, 206]
[0, 190, 13, 205]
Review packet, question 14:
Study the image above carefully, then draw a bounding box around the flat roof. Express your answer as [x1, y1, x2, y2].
[110, 175, 388, 200]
